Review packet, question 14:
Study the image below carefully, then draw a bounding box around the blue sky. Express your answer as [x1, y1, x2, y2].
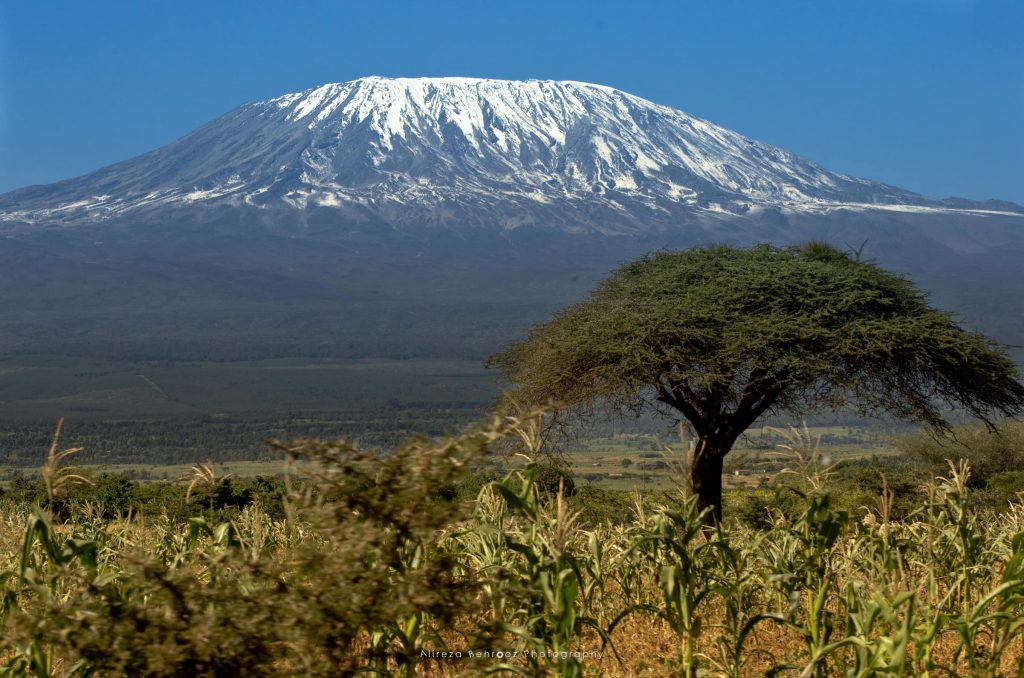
[1, 0, 1021, 202]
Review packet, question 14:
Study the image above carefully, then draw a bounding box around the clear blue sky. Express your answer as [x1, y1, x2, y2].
[1, 0, 1021, 202]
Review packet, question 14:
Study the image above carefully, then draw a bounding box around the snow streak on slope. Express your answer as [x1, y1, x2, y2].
[1, 77, 1018, 232]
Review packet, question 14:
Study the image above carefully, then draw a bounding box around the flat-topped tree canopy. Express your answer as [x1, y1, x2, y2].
[489, 242, 1024, 522]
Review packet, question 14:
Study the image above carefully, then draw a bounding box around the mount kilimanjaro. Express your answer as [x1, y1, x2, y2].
[2, 77, 1022, 361]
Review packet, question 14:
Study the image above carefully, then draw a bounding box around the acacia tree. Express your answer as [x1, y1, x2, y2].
[490, 243, 1024, 522]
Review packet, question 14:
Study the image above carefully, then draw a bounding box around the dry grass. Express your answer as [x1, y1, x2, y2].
[3, 417, 1024, 676]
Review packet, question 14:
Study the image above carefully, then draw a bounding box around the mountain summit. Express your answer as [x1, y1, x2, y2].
[1, 77, 1022, 362]
[3, 77, 1017, 233]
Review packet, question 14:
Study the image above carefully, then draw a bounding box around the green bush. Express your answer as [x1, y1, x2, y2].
[73, 473, 138, 519]
[450, 469, 502, 502]
[1, 421, 513, 676]
[533, 461, 576, 497]
[898, 422, 1024, 486]
[568, 485, 632, 525]
[727, 487, 803, 529]
[972, 470, 1024, 512]
[825, 457, 932, 520]
[1, 472, 46, 506]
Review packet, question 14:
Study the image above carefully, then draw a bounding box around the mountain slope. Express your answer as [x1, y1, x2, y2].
[4, 77, 1018, 234]
[0, 77, 1022, 365]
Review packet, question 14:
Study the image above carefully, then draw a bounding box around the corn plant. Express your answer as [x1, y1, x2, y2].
[483, 465, 611, 678]
[40, 419, 92, 517]
[946, 528, 1024, 675]
[756, 489, 848, 677]
[4, 418, 1024, 676]
[608, 493, 717, 677]
[838, 584, 916, 677]
[182, 459, 232, 514]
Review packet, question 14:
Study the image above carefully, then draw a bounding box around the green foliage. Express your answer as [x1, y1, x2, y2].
[491, 243, 1024, 430]
[445, 469, 503, 503]
[728, 488, 803, 529]
[568, 485, 634, 526]
[977, 471, 1024, 510]
[809, 456, 931, 522]
[533, 462, 576, 498]
[5, 419, 1024, 675]
[491, 243, 1024, 521]
[0, 419, 519, 676]
[74, 473, 138, 519]
[899, 420, 1024, 486]
[1, 473, 46, 507]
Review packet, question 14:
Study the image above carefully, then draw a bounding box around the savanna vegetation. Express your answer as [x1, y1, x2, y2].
[2, 413, 1024, 676]
[2, 243, 1023, 676]
[491, 244, 1024, 521]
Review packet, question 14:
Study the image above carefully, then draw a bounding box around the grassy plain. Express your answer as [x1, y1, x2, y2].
[0, 354, 908, 490]
[0, 355, 497, 419]
[0, 355, 498, 467]
[2, 426, 897, 494]
[0, 355, 912, 494]
[562, 427, 896, 491]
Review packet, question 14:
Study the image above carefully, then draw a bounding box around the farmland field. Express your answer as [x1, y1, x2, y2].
[3, 357, 1019, 675]
[1, 415, 1022, 676]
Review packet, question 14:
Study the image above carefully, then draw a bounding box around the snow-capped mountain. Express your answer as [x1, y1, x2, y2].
[2, 77, 1022, 363]
[3, 76, 1017, 233]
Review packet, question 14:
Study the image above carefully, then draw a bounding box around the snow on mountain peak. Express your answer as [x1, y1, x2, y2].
[2, 76, 1017, 231]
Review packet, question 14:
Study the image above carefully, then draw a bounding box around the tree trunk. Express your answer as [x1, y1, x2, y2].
[691, 437, 727, 525]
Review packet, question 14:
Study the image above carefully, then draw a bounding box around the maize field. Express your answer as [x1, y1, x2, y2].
[1, 414, 1023, 676]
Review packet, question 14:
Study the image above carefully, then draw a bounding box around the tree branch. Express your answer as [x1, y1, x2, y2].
[656, 379, 708, 435]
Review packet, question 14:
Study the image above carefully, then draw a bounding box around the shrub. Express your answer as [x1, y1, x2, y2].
[451, 469, 502, 502]
[568, 485, 632, 525]
[1, 472, 46, 506]
[74, 472, 138, 518]
[898, 421, 1024, 486]
[533, 462, 576, 497]
[825, 456, 932, 520]
[1, 419, 517, 676]
[727, 487, 803, 529]
[973, 470, 1024, 512]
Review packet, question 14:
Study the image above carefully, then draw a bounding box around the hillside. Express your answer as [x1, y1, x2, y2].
[1, 77, 1022, 363]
